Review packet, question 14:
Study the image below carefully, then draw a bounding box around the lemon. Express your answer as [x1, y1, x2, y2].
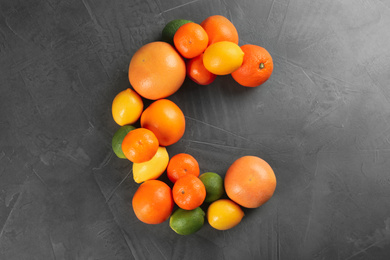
[132, 146, 169, 183]
[112, 88, 143, 126]
[207, 199, 244, 230]
[199, 172, 224, 203]
[169, 207, 205, 235]
[203, 41, 244, 75]
[111, 125, 136, 159]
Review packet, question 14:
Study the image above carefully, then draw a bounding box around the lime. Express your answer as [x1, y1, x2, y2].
[162, 19, 193, 45]
[199, 172, 224, 203]
[169, 207, 205, 235]
[112, 125, 136, 159]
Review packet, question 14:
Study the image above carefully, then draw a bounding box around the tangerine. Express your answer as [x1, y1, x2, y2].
[200, 15, 239, 46]
[140, 99, 185, 146]
[132, 180, 174, 224]
[231, 44, 274, 87]
[167, 153, 200, 183]
[121, 128, 159, 163]
[128, 41, 186, 100]
[173, 174, 206, 210]
[186, 54, 217, 85]
[174, 22, 209, 59]
[224, 156, 276, 208]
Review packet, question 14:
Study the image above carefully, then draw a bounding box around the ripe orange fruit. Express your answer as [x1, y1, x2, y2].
[200, 15, 239, 46]
[132, 180, 174, 224]
[167, 153, 200, 183]
[224, 156, 276, 208]
[121, 128, 159, 163]
[140, 99, 185, 147]
[174, 22, 209, 59]
[128, 41, 186, 100]
[186, 54, 217, 85]
[231, 44, 274, 87]
[173, 174, 206, 210]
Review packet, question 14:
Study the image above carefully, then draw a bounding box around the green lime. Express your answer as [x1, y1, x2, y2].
[162, 19, 193, 45]
[199, 172, 224, 203]
[169, 207, 205, 235]
[112, 125, 136, 159]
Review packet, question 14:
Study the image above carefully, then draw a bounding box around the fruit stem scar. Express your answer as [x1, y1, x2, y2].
[259, 63, 265, 69]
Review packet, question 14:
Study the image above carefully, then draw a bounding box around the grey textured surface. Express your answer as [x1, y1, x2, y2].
[1, 0, 390, 259]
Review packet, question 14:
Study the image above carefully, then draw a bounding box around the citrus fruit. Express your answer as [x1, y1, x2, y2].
[162, 19, 193, 45]
[132, 180, 174, 224]
[128, 41, 186, 100]
[224, 156, 276, 208]
[231, 44, 274, 87]
[203, 41, 244, 75]
[169, 207, 205, 235]
[207, 199, 244, 230]
[140, 99, 185, 146]
[199, 172, 224, 203]
[112, 88, 143, 126]
[133, 146, 169, 183]
[174, 22, 209, 59]
[121, 128, 159, 163]
[186, 54, 217, 85]
[173, 174, 206, 210]
[200, 15, 239, 46]
[167, 153, 200, 183]
[112, 125, 136, 159]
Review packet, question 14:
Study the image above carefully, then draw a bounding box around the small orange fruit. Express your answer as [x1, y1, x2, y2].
[132, 180, 174, 224]
[174, 22, 209, 59]
[121, 128, 159, 163]
[173, 174, 206, 210]
[224, 156, 276, 208]
[140, 99, 185, 147]
[186, 54, 217, 85]
[200, 15, 239, 46]
[231, 44, 274, 87]
[167, 153, 200, 183]
[128, 41, 186, 100]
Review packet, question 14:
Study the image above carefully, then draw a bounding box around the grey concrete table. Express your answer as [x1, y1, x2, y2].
[1, 0, 390, 259]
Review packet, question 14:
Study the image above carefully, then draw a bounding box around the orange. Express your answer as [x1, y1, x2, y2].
[173, 174, 206, 210]
[231, 44, 274, 87]
[224, 156, 276, 208]
[111, 88, 143, 126]
[121, 128, 159, 163]
[132, 180, 174, 224]
[128, 41, 186, 100]
[200, 15, 239, 46]
[140, 99, 185, 146]
[186, 54, 217, 85]
[174, 22, 209, 59]
[167, 153, 200, 183]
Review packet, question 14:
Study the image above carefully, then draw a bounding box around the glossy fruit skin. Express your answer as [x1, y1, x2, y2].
[200, 15, 239, 46]
[199, 172, 224, 203]
[132, 180, 174, 224]
[186, 54, 217, 85]
[162, 19, 193, 45]
[167, 153, 200, 183]
[112, 125, 136, 159]
[128, 41, 186, 100]
[224, 156, 276, 208]
[132, 146, 169, 183]
[174, 22, 209, 59]
[203, 41, 244, 75]
[112, 88, 143, 126]
[207, 199, 244, 230]
[231, 45, 274, 87]
[173, 174, 206, 210]
[169, 207, 205, 235]
[121, 128, 159, 163]
[140, 99, 185, 146]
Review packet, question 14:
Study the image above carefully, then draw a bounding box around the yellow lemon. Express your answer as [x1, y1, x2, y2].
[203, 41, 244, 75]
[132, 146, 169, 183]
[112, 88, 143, 126]
[207, 199, 244, 230]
